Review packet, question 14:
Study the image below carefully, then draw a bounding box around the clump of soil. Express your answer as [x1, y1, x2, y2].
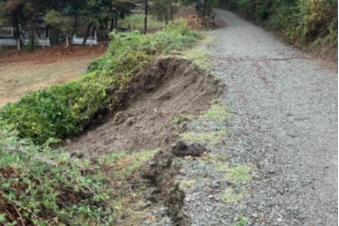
[63, 56, 221, 225]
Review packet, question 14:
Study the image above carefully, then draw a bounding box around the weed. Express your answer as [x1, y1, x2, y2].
[225, 165, 252, 185]
[201, 103, 233, 121]
[171, 114, 196, 124]
[233, 216, 248, 226]
[0, 124, 116, 225]
[221, 187, 246, 203]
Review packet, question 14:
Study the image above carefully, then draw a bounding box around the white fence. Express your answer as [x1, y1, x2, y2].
[0, 38, 17, 46]
[71, 32, 98, 46]
[0, 27, 14, 38]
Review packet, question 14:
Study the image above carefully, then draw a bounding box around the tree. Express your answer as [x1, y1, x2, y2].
[44, 9, 70, 47]
[150, 0, 180, 25]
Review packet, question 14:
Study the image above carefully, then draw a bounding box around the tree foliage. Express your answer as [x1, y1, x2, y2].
[150, 0, 180, 24]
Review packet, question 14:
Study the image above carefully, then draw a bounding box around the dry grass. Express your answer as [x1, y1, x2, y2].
[0, 57, 97, 107]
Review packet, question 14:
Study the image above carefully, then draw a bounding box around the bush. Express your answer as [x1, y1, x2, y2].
[0, 124, 115, 225]
[0, 20, 199, 144]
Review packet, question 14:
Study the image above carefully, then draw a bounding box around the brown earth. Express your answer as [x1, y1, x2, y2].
[63, 57, 221, 158]
[0, 43, 107, 65]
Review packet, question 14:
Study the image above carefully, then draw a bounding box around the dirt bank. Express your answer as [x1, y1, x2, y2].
[63, 57, 221, 225]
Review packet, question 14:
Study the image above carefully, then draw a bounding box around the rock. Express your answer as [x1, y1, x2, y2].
[171, 141, 207, 157]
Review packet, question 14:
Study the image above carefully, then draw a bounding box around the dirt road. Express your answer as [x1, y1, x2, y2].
[177, 9, 337, 226]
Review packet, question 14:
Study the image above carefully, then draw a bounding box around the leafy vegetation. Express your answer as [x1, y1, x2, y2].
[0, 20, 199, 144]
[0, 0, 137, 45]
[0, 21, 200, 224]
[0, 122, 158, 225]
[0, 125, 115, 225]
[201, 103, 233, 121]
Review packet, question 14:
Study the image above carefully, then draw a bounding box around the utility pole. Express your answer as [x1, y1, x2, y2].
[144, 0, 148, 34]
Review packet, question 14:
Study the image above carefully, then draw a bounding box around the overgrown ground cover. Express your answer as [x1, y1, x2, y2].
[0, 20, 200, 225]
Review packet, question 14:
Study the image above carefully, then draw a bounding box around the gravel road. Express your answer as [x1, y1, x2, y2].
[177, 9, 338, 226]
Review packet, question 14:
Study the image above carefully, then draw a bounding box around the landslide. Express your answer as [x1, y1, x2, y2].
[63, 56, 221, 225]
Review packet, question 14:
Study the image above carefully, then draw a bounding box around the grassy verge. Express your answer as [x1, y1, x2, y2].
[0, 20, 200, 225]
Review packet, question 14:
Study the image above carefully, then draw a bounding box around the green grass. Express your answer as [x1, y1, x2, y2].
[221, 187, 246, 203]
[233, 216, 248, 226]
[225, 165, 252, 185]
[181, 48, 212, 70]
[201, 104, 233, 121]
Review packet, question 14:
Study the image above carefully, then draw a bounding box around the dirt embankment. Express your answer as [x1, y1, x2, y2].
[63, 57, 222, 225]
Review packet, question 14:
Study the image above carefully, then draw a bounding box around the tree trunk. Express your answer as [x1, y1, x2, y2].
[83, 24, 91, 45]
[72, 13, 78, 36]
[114, 14, 118, 29]
[12, 13, 20, 51]
[144, 0, 148, 34]
[110, 19, 114, 31]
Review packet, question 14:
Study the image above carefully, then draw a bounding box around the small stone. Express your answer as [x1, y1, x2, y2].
[208, 195, 214, 199]
[251, 213, 258, 218]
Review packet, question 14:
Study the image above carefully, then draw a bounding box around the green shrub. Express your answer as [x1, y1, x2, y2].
[0, 20, 199, 144]
[0, 124, 115, 225]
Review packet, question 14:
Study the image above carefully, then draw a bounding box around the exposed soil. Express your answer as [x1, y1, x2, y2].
[64, 57, 220, 158]
[0, 43, 107, 65]
[62, 57, 221, 225]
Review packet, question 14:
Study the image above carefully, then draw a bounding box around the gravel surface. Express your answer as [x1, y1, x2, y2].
[176, 9, 337, 226]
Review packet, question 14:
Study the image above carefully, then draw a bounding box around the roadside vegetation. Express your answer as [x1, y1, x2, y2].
[0, 20, 200, 225]
[211, 0, 337, 49]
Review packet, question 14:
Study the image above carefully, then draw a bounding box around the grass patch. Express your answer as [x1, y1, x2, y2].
[181, 48, 212, 70]
[201, 103, 233, 121]
[171, 114, 196, 124]
[221, 187, 246, 203]
[233, 216, 248, 226]
[225, 165, 252, 185]
[180, 130, 227, 144]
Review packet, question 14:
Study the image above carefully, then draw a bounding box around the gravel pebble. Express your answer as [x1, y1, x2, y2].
[174, 9, 337, 226]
